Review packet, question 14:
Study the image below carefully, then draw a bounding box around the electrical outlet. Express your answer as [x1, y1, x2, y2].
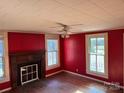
[76, 68, 78, 72]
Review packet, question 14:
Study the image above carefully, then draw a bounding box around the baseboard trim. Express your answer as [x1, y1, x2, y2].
[0, 87, 11, 93]
[45, 70, 63, 77]
[63, 70, 124, 89]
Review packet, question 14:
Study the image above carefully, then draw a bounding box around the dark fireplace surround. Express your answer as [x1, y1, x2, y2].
[9, 50, 45, 88]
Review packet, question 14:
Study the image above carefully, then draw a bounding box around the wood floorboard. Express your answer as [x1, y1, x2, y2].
[4, 72, 123, 93]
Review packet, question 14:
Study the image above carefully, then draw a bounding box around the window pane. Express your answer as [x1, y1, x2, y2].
[53, 52, 57, 65]
[90, 38, 96, 54]
[90, 54, 96, 72]
[0, 39, 4, 78]
[48, 52, 53, 66]
[47, 40, 58, 51]
[97, 55, 104, 73]
[97, 38, 104, 55]
[48, 52, 58, 66]
[0, 57, 4, 77]
[0, 40, 3, 56]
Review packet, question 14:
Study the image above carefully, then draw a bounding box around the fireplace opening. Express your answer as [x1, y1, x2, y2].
[20, 64, 38, 85]
[9, 50, 45, 88]
[16, 61, 42, 86]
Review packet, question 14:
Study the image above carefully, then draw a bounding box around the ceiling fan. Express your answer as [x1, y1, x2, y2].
[50, 23, 83, 38]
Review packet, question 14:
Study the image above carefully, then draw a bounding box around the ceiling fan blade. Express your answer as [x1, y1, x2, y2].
[69, 24, 83, 27]
[56, 23, 66, 27]
[48, 23, 66, 28]
[48, 26, 62, 28]
[58, 30, 64, 32]
[56, 23, 83, 29]
[66, 31, 82, 34]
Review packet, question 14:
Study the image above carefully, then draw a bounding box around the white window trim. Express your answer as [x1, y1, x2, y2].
[85, 33, 108, 79]
[0, 32, 10, 83]
[45, 34, 60, 70]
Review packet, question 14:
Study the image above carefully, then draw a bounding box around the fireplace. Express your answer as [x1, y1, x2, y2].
[9, 50, 45, 88]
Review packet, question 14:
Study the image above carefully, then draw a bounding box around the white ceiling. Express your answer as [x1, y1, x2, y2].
[0, 0, 124, 34]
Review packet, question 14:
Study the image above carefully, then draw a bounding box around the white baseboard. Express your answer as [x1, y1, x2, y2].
[0, 87, 11, 93]
[45, 70, 63, 77]
[63, 70, 124, 89]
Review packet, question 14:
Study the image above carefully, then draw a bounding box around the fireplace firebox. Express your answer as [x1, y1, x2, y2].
[20, 64, 38, 85]
[9, 50, 45, 88]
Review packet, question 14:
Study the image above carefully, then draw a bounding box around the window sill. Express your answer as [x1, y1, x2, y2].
[0, 77, 10, 83]
[46, 64, 60, 70]
[86, 71, 108, 79]
[0, 77, 4, 80]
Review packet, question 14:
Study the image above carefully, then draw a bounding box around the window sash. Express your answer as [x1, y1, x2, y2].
[89, 54, 105, 73]
[89, 36, 105, 73]
[47, 39, 58, 51]
[47, 51, 58, 66]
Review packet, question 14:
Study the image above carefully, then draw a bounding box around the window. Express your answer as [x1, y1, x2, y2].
[45, 35, 60, 70]
[0, 32, 10, 83]
[0, 38, 4, 78]
[47, 40, 58, 66]
[86, 33, 108, 78]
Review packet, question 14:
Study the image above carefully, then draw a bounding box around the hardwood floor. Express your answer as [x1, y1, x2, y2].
[4, 72, 123, 93]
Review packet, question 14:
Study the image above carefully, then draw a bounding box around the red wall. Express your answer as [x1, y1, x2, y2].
[62, 30, 124, 86]
[8, 32, 45, 52]
[0, 82, 11, 90]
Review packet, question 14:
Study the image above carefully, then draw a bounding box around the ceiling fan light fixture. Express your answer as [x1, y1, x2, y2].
[61, 34, 70, 38]
[65, 34, 70, 38]
[61, 34, 65, 38]
[55, 22, 83, 38]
